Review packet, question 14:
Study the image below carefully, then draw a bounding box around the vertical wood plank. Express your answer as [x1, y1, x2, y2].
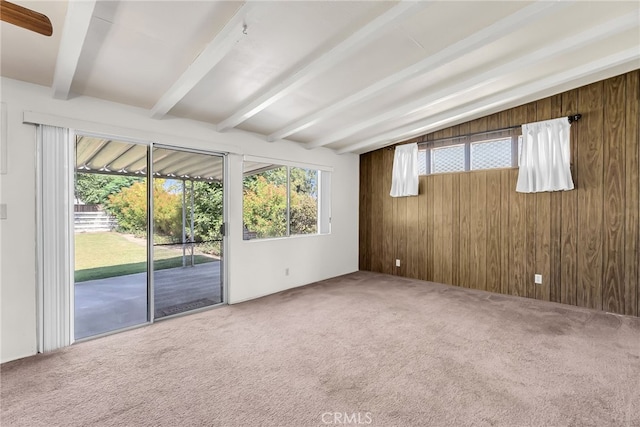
[472, 171, 487, 291]
[358, 154, 369, 270]
[549, 94, 564, 302]
[432, 174, 445, 283]
[625, 71, 639, 317]
[525, 102, 537, 299]
[561, 89, 579, 306]
[370, 151, 382, 273]
[577, 81, 604, 311]
[459, 173, 471, 288]
[395, 194, 407, 276]
[535, 98, 552, 301]
[426, 175, 435, 282]
[406, 192, 420, 279]
[500, 169, 511, 294]
[418, 176, 428, 281]
[602, 75, 626, 314]
[510, 106, 528, 297]
[449, 125, 461, 287]
[486, 170, 501, 294]
[451, 173, 461, 287]
[498, 111, 512, 295]
[382, 149, 394, 275]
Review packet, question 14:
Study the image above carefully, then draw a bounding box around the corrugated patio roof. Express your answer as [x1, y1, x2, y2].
[75, 136, 273, 181]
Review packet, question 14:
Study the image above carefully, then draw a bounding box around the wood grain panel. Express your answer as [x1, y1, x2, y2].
[549, 94, 563, 303]
[369, 150, 382, 273]
[577, 81, 604, 311]
[561, 89, 579, 306]
[451, 173, 461, 287]
[525, 102, 537, 299]
[509, 169, 527, 297]
[359, 155, 370, 270]
[395, 193, 407, 276]
[625, 71, 639, 316]
[535, 98, 552, 301]
[459, 173, 471, 288]
[418, 176, 428, 281]
[500, 169, 510, 294]
[602, 75, 626, 314]
[406, 192, 420, 279]
[426, 175, 435, 281]
[510, 105, 528, 297]
[472, 171, 488, 291]
[382, 149, 394, 274]
[486, 170, 501, 294]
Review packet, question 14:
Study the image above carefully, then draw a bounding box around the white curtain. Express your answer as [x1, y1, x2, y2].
[37, 125, 75, 352]
[516, 117, 574, 193]
[390, 143, 419, 197]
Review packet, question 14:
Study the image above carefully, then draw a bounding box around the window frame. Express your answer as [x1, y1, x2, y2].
[418, 132, 520, 176]
[242, 161, 331, 241]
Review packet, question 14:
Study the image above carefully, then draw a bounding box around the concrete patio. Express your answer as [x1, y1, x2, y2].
[74, 261, 222, 340]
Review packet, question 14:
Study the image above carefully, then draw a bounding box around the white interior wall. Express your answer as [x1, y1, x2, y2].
[0, 77, 359, 363]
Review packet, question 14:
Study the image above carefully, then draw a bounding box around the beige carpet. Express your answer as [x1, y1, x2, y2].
[2, 271, 639, 426]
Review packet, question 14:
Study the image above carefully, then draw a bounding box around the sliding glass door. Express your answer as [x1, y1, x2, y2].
[73, 137, 150, 339]
[73, 136, 225, 340]
[152, 147, 224, 319]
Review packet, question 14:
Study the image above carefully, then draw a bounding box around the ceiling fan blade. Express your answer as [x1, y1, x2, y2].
[0, 0, 52, 36]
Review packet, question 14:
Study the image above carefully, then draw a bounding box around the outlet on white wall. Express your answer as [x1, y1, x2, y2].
[534, 274, 542, 285]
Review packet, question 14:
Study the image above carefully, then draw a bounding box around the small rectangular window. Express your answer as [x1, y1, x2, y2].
[470, 138, 512, 170]
[431, 144, 465, 174]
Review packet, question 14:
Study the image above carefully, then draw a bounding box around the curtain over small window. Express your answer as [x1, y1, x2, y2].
[390, 143, 419, 197]
[516, 117, 574, 193]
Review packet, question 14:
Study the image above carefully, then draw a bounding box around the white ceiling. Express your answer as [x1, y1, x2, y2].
[1, 1, 639, 154]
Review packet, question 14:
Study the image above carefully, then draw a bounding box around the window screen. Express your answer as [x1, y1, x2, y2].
[470, 138, 512, 170]
[431, 145, 465, 173]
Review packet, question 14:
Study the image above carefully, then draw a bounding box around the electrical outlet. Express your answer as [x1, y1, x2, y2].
[534, 274, 542, 285]
[285, 268, 289, 276]
[395, 259, 401, 267]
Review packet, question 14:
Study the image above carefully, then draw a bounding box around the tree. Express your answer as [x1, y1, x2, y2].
[75, 173, 142, 205]
[243, 175, 287, 238]
[190, 180, 224, 242]
[107, 179, 181, 237]
[242, 167, 318, 238]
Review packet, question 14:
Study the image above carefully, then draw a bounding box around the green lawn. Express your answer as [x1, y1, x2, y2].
[75, 232, 214, 282]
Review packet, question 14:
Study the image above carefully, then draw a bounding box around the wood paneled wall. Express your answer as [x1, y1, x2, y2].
[359, 70, 640, 316]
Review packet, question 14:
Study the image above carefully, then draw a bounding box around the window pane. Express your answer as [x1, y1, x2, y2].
[243, 164, 287, 239]
[290, 167, 318, 235]
[418, 150, 427, 175]
[431, 144, 465, 173]
[471, 138, 512, 170]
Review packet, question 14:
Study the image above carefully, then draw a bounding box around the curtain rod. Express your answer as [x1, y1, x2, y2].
[409, 114, 582, 148]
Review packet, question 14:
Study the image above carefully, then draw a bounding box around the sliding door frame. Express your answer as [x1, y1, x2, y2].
[151, 144, 228, 322]
[61, 131, 228, 344]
